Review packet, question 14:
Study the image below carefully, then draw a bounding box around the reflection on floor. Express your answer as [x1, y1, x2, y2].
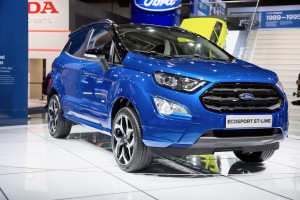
[0, 118, 299, 199]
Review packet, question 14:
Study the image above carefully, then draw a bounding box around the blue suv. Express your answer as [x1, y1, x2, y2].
[47, 20, 288, 172]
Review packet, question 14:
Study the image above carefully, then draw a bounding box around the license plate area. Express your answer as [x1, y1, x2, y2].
[226, 115, 272, 128]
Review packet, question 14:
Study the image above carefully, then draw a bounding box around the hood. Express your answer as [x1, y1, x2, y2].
[123, 52, 278, 83]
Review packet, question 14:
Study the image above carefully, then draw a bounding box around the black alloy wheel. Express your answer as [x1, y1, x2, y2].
[112, 107, 153, 172]
[48, 94, 72, 138]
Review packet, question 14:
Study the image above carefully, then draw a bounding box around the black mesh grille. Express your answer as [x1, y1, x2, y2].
[201, 128, 282, 138]
[200, 83, 283, 113]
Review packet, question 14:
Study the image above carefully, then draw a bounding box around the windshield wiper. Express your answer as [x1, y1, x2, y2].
[174, 54, 231, 62]
[133, 50, 172, 58]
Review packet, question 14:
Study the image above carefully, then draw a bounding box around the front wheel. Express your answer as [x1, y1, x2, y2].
[112, 107, 153, 172]
[234, 150, 275, 163]
[48, 94, 72, 138]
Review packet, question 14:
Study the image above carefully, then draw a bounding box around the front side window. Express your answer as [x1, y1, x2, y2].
[118, 25, 232, 61]
[87, 28, 114, 53]
[67, 31, 89, 57]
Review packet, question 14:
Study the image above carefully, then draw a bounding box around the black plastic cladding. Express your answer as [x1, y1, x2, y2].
[200, 82, 284, 113]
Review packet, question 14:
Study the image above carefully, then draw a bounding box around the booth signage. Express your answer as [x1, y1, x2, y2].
[229, 5, 300, 29]
[0, 0, 28, 126]
[134, 0, 180, 12]
[261, 10, 300, 28]
[28, 0, 69, 31]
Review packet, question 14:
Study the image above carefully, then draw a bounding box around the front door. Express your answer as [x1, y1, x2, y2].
[60, 30, 90, 116]
[76, 26, 121, 128]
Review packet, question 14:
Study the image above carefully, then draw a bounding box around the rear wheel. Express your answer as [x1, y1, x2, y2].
[234, 150, 275, 162]
[48, 94, 72, 138]
[112, 107, 153, 172]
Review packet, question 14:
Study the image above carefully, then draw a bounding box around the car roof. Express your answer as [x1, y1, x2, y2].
[69, 19, 115, 38]
[69, 19, 189, 38]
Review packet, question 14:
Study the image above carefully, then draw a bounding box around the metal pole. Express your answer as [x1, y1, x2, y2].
[243, 0, 260, 61]
[249, 0, 260, 31]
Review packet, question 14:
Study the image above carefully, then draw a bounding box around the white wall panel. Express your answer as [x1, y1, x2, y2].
[246, 29, 300, 136]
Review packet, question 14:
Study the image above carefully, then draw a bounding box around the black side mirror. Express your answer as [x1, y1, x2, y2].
[85, 48, 109, 59]
[85, 48, 110, 73]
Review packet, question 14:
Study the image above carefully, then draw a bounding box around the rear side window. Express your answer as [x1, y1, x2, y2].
[214, 22, 223, 38]
[68, 31, 89, 57]
[210, 22, 223, 44]
[210, 32, 217, 44]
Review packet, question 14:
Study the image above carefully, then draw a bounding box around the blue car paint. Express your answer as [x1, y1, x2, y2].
[50, 37, 288, 150]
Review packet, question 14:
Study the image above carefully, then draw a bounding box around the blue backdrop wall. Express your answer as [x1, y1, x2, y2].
[0, 0, 28, 126]
[131, 0, 180, 26]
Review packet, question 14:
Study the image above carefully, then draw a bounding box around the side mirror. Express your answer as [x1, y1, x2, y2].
[85, 48, 110, 72]
[85, 48, 109, 59]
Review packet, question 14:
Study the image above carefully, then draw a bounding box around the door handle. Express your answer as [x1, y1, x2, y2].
[81, 68, 87, 75]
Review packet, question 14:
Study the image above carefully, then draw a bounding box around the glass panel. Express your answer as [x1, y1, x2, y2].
[68, 31, 89, 57]
[214, 21, 223, 38]
[87, 28, 114, 53]
[118, 25, 231, 61]
[210, 31, 218, 44]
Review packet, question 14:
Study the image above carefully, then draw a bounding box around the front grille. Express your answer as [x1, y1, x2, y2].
[200, 83, 283, 113]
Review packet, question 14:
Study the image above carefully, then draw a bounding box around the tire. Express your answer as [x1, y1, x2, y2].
[112, 107, 153, 172]
[234, 150, 275, 163]
[48, 94, 72, 138]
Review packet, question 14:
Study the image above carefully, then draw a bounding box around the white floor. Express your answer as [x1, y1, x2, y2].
[0, 124, 299, 200]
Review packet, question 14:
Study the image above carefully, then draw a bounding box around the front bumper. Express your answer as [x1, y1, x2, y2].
[133, 75, 289, 149]
[150, 133, 282, 155]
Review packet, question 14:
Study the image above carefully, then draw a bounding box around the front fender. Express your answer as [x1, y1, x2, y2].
[107, 70, 153, 129]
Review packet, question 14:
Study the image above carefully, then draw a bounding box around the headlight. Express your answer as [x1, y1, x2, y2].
[154, 97, 190, 117]
[276, 80, 284, 92]
[153, 72, 207, 92]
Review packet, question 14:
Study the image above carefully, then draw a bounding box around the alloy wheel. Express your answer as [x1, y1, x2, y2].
[48, 98, 58, 134]
[113, 114, 135, 165]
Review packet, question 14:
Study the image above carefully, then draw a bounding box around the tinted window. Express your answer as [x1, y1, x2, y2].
[214, 22, 223, 38]
[68, 31, 89, 57]
[87, 28, 114, 52]
[210, 32, 218, 44]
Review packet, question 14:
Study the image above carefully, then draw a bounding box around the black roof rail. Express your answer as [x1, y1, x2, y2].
[70, 19, 116, 35]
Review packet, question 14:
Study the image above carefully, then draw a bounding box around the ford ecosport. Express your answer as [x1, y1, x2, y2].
[47, 20, 288, 172]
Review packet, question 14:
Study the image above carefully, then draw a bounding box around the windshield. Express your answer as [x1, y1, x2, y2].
[117, 25, 233, 61]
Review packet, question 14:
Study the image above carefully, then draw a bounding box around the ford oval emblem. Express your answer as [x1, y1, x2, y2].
[134, 0, 180, 12]
[239, 93, 254, 100]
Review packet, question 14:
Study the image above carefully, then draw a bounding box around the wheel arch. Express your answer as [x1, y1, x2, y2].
[111, 97, 137, 122]
[47, 87, 58, 103]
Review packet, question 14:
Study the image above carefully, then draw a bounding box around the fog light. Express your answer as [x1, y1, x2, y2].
[154, 97, 188, 115]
